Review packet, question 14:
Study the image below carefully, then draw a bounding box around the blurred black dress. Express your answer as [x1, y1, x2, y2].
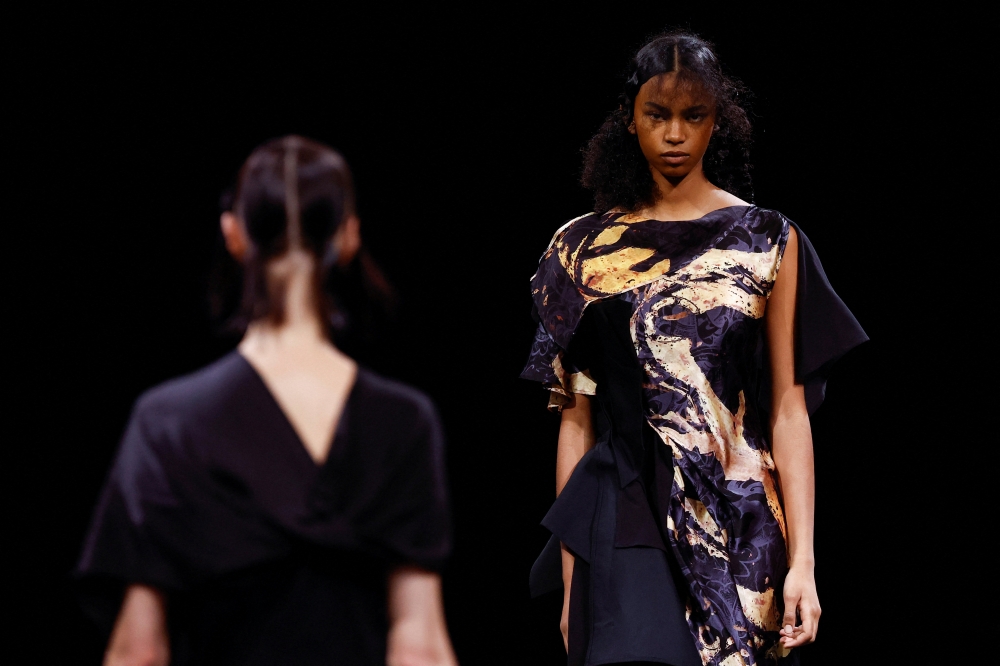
[77, 352, 451, 666]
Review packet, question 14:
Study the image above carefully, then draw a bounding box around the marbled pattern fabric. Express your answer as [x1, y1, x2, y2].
[524, 206, 795, 665]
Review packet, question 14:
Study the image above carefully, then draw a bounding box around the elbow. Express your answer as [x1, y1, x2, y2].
[386, 569, 457, 666]
[104, 647, 169, 666]
[770, 409, 810, 435]
[769, 388, 810, 434]
[386, 623, 457, 666]
[387, 649, 453, 666]
[769, 401, 813, 463]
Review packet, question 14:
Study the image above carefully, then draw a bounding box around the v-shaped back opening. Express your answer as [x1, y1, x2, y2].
[236, 351, 360, 468]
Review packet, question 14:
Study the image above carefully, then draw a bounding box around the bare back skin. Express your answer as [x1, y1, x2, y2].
[238, 251, 358, 466]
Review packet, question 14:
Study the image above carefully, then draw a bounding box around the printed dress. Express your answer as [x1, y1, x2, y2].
[522, 206, 866, 666]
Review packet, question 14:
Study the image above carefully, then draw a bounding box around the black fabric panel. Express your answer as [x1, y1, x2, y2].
[568, 556, 591, 666]
[170, 549, 388, 666]
[789, 221, 869, 413]
[529, 535, 564, 598]
[582, 298, 648, 490]
[613, 478, 666, 550]
[540, 445, 603, 568]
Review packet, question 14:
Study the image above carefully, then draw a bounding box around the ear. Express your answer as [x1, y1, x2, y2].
[333, 214, 361, 267]
[220, 212, 249, 263]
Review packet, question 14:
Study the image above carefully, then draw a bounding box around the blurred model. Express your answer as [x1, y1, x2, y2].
[78, 136, 457, 666]
[522, 32, 866, 665]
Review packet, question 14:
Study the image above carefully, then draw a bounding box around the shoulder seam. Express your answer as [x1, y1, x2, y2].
[536, 212, 595, 266]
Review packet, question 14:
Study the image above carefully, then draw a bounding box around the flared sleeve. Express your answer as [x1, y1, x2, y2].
[345, 383, 452, 571]
[522, 312, 598, 410]
[75, 398, 199, 634]
[520, 215, 601, 409]
[788, 220, 869, 413]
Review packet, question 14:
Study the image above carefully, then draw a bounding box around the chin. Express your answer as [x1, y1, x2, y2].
[658, 167, 694, 179]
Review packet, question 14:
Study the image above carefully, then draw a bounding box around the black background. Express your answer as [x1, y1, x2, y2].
[8, 5, 968, 665]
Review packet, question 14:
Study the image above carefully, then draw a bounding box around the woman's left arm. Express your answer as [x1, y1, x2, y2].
[767, 226, 821, 649]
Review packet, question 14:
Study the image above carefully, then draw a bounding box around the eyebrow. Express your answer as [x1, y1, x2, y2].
[642, 102, 711, 112]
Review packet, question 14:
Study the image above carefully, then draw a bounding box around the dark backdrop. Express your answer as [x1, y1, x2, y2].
[8, 5, 960, 664]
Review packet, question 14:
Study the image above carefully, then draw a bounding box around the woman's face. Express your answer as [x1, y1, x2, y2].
[630, 72, 716, 182]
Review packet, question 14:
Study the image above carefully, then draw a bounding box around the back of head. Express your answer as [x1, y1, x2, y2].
[234, 135, 357, 326]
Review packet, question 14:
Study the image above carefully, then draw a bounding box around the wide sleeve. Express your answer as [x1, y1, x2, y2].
[351, 390, 452, 572]
[74, 400, 190, 634]
[519, 216, 603, 408]
[521, 305, 598, 411]
[788, 220, 869, 413]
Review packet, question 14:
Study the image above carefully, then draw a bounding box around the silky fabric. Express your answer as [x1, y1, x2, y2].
[77, 353, 451, 665]
[524, 206, 866, 666]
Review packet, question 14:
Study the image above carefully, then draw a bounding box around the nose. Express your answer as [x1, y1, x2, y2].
[665, 119, 684, 145]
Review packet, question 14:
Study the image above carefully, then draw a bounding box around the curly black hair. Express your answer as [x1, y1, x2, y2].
[581, 30, 753, 213]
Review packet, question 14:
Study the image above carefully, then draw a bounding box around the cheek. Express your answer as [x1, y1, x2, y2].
[635, 125, 661, 157]
[693, 125, 715, 155]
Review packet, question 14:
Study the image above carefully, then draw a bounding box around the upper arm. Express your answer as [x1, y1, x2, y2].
[559, 393, 593, 443]
[766, 226, 804, 418]
[559, 391, 589, 419]
[376, 394, 452, 570]
[555, 393, 594, 496]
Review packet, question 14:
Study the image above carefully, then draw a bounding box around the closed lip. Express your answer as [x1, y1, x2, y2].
[661, 152, 689, 157]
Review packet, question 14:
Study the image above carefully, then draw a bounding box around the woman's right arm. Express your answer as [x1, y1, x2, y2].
[104, 584, 169, 666]
[386, 566, 458, 666]
[556, 394, 595, 653]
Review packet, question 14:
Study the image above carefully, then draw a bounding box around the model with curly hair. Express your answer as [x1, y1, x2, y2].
[523, 31, 866, 665]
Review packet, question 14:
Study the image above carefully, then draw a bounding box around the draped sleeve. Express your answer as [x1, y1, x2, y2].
[520, 215, 600, 410]
[342, 377, 452, 571]
[522, 315, 598, 410]
[74, 395, 203, 634]
[74, 357, 453, 638]
[788, 220, 869, 413]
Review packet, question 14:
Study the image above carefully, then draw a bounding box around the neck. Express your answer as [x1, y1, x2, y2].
[643, 163, 733, 221]
[241, 250, 328, 353]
